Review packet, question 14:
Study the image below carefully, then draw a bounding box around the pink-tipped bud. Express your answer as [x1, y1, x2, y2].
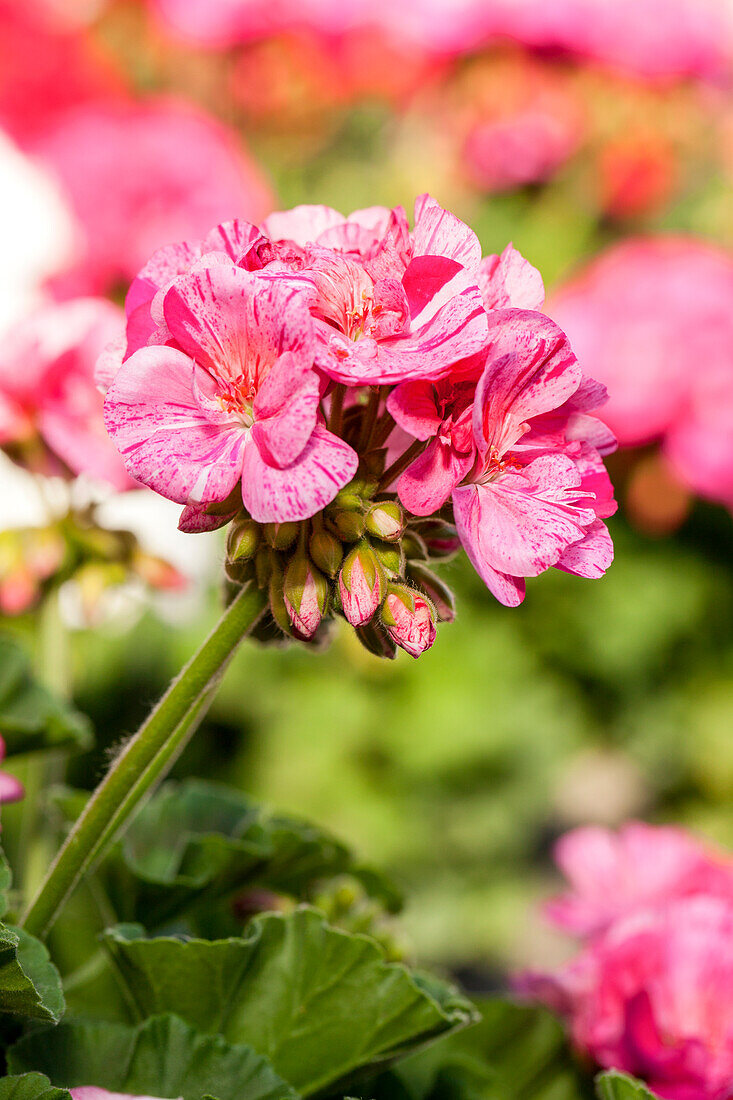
[365, 501, 404, 542]
[381, 586, 437, 658]
[407, 563, 456, 623]
[338, 542, 384, 627]
[284, 557, 329, 639]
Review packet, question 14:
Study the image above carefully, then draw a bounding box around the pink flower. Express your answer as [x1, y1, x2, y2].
[104, 262, 357, 522]
[70, 1090, 177, 1100]
[393, 309, 616, 606]
[546, 822, 733, 938]
[551, 237, 733, 511]
[0, 735, 23, 810]
[520, 897, 733, 1100]
[0, 298, 130, 488]
[34, 98, 273, 296]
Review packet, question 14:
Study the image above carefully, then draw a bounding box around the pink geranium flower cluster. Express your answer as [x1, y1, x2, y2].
[518, 823, 733, 1100]
[102, 195, 616, 656]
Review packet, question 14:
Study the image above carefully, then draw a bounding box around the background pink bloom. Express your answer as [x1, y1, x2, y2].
[34, 98, 274, 296]
[71, 1090, 177, 1100]
[550, 237, 733, 510]
[521, 897, 733, 1100]
[0, 736, 23, 809]
[546, 822, 733, 938]
[0, 297, 131, 489]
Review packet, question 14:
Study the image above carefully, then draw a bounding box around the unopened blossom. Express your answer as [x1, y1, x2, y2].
[0, 736, 23, 810]
[35, 98, 273, 296]
[551, 237, 733, 512]
[546, 822, 733, 938]
[103, 196, 615, 652]
[0, 298, 129, 488]
[520, 897, 733, 1100]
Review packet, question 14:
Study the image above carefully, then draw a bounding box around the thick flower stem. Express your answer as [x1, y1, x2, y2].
[20, 581, 267, 941]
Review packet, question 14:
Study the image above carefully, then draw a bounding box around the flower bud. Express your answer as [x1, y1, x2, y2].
[227, 518, 261, 562]
[401, 530, 429, 561]
[309, 527, 343, 577]
[338, 541, 384, 627]
[365, 500, 403, 542]
[284, 556, 329, 639]
[255, 546, 273, 589]
[406, 563, 456, 623]
[380, 585, 437, 658]
[268, 566, 291, 635]
[355, 621, 397, 660]
[263, 521, 299, 551]
[326, 508, 365, 542]
[414, 519, 461, 560]
[371, 540, 404, 577]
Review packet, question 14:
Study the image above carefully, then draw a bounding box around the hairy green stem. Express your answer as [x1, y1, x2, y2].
[21, 581, 267, 940]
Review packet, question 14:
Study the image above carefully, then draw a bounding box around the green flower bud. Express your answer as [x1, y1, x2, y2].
[309, 527, 344, 577]
[227, 518, 260, 562]
[365, 500, 404, 542]
[326, 508, 366, 542]
[263, 521, 299, 550]
[283, 555, 329, 639]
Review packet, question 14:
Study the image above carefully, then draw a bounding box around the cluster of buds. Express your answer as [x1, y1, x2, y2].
[225, 472, 457, 658]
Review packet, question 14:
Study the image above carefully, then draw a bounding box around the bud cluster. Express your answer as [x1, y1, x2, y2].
[225, 479, 457, 659]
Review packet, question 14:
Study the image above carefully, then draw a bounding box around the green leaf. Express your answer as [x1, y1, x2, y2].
[369, 997, 593, 1100]
[102, 909, 476, 1096]
[0, 1075, 71, 1100]
[56, 779, 400, 930]
[0, 635, 92, 756]
[0, 845, 11, 919]
[8, 1014, 296, 1100]
[596, 1072, 659, 1100]
[0, 922, 65, 1023]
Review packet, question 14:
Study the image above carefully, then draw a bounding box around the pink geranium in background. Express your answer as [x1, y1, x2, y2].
[519, 823, 733, 1100]
[0, 297, 129, 488]
[0, 736, 23, 812]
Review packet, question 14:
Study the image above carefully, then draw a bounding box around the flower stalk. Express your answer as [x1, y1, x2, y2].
[20, 580, 267, 940]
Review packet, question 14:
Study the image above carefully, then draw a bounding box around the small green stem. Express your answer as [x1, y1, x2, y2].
[378, 439, 426, 492]
[20, 581, 267, 941]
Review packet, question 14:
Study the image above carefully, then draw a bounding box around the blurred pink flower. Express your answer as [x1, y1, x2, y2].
[546, 822, 733, 938]
[104, 263, 357, 521]
[0, 736, 23, 809]
[34, 98, 274, 296]
[71, 1090, 177, 1100]
[550, 238, 733, 510]
[520, 897, 733, 1100]
[0, 298, 130, 488]
[463, 103, 581, 193]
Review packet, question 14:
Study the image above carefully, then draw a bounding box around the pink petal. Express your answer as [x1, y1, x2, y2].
[478, 244, 545, 311]
[105, 345, 245, 505]
[555, 520, 614, 579]
[178, 503, 238, 533]
[40, 406, 134, 491]
[397, 438, 473, 516]
[0, 771, 24, 804]
[251, 352, 320, 468]
[474, 310, 582, 457]
[412, 194, 482, 270]
[262, 204, 345, 246]
[164, 262, 314, 381]
[202, 218, 261, 260]
[71, 1089, 176, 1100]
[241, 425, 357, 523]
[452, 484, 526, 606]
[387, 381, 442, 441]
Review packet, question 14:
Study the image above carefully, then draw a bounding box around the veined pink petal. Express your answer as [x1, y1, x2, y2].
[104, 345, 245, 504]
[478, 244, 545, 311]
[474, 309, 582, 457]
[398, 437, 473, 516]
[261, 204, 345, 246]
[202, 218, 261, 261]
[387, 381, 442, 441]
[164, 261, 314, 383]
[178, 503, 239, 533]
[452, 484, 526, 606]
[241, 424, 357, 523]
[555, 519, 613, 579]
[412, 194, 482, 271]
[251, 351, 320, 468]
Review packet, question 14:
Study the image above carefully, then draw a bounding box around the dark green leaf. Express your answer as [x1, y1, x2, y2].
[367, 997, 593, 1100]
[0, 1074, 71, 1100]
[102, 909, 476, 1096]
[8, 1014, 296, 1100]
[56, 779, 400, 930]
[0, 636, 92, 757]
[596, 1073, 658, 1100]
[0, 922, 65, 1023]
[0, 846, 10, 919]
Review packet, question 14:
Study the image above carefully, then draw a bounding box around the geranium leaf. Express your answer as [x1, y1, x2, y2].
[0, 1074, 71, 1100]
[7, 1014, 296, 1100]
[0, 922, 65, 1023]
[0, 636, 92, 757]
[101, 909, 476, 1096]
[596, 1073, 659, 1100]
[55, 779, 400, 930]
